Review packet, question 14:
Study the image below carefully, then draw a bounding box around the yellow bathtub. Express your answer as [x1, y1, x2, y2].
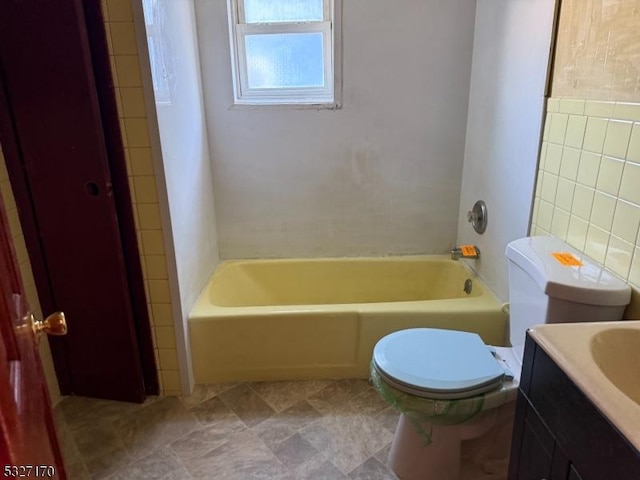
[189, 256, 507, 383]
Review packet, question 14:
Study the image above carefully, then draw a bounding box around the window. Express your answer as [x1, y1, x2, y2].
[142, 0, 172, 105]
[228, 0, 339, 106]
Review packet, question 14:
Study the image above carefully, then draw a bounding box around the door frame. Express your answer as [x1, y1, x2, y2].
[0, 0, 158, 397]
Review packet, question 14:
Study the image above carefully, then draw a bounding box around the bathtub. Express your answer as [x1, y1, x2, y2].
[189, 256, 507, 383]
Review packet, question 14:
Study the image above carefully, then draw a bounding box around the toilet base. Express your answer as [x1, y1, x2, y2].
[388, 411, 499, 480]
[389, 414, 461, 480]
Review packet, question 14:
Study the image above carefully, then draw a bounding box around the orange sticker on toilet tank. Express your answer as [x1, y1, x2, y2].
[552, 252, 583, 267]
[460, 245, 478, 256]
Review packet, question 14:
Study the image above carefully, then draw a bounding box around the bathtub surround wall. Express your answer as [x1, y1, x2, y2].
[195, 0, 476, 259]
[131, 0, 220, 394]
[456, 0, 557, 302]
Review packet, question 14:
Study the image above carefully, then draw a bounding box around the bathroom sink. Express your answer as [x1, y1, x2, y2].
[590, 328, 640, 406]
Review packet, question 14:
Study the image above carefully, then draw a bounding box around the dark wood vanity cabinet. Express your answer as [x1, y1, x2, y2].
[508, 333, 640, 480]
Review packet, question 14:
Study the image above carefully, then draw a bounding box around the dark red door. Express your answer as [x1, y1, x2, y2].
[0, 0, 149, 402]
[0, 193, 66, 478]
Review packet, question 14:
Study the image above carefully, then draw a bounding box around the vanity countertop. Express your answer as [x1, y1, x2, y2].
[529, 320, 640, 453]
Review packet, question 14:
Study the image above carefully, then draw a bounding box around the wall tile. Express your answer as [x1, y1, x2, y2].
[148, 279, 171, 303]
[114, 55, 143, 87]
[537, 201, 554, 232]
[559, 147, 580, 180]
[531, 200, 540, 226]
[137, 203, 163, 229]
[613, 103, 640, 122]
[559, 99, 585, 115]
[540, 172, 558, 203]
[155, 326, 177, 349]
[611, 200, 640, 244]
[158, 348, 180, 370]
[152, 304, 175, 326]
[564, 115, 587, 149]
[584, 101, 615, 118]
[539, 142, 548, 170]
[567, 215, 588, 251]
[620, 162, 640, 205]
[595, 156, 624, 196]
[571, 184, 595, 221]
[630, 248, 640, 288]
[576, 151, 601, 187]
[160, 370, 182, 392]
[543, 114, 551, 141]
[145, 255, 169, 279]
[545, 143, 563, 174]
[547, 98, 560, 112]
[602, 120, 632, 158]
[119, 87, 147, 118]
[133, 176, 158, 203]
[605, 236, 633, 279]
[627, 123, 640, 164]
[109, 22, 138, 55]
[123, 118, 151, 147]
[141, 230, 166, 255]
[535, 98, 640, 314]
[549, 113, 569, 144]
[590, 192, 616, 231]
[129, 147, 155, 175]
[583, 117, 608, 153]
[551, 207, 570, 239]
[555, 178, 575, 212]
[106, 0, 134, 21]
[584, 225, 610, 264]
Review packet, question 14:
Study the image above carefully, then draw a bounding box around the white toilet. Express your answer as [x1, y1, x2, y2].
[371, 236, 632, 480]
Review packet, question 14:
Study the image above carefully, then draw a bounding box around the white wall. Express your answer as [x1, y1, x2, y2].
[457, 0, 556, 301]
[135, 0, 219, 391]
[195, 0, 477, 259]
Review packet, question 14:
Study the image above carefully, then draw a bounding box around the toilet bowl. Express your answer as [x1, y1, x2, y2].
[371, 236, 632, 480]
[371, 328, 520, 480]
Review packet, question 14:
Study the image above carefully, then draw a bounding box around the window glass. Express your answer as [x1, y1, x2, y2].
[245, 33, 325, 89]
[244, 0, 323, 23]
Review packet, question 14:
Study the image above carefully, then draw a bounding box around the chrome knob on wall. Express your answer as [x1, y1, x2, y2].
[468, 200, 487, 234]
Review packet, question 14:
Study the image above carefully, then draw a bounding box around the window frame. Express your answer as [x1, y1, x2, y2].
[227, 0, 341, 107]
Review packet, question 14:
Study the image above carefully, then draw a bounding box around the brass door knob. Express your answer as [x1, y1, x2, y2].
[30, 311, 67, 339]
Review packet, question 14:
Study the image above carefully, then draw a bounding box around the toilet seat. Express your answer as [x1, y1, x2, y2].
[373, 328, 507, 400]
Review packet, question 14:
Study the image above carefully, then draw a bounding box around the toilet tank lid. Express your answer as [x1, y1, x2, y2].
[505, 236, 631, 306]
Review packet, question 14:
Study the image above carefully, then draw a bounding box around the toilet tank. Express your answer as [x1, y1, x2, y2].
[505, 236, 631, 363]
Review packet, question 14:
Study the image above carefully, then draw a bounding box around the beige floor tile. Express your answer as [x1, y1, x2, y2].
[218, 384, 276, 428]
[250, 380, 332, 412]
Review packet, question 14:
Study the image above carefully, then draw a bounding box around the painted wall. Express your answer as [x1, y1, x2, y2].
[195, 0, 477, 259]
[456, 0, 557, 301]
[552, 0, 640, 101]
[134, 0, 220, 391]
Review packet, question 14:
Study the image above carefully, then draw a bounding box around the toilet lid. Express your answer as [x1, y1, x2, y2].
[373, 328, 505, 399]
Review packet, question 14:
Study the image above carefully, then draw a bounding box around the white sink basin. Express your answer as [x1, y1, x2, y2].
[590, 328, 640, 406]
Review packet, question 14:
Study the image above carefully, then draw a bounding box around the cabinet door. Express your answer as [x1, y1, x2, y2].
[567, 465, 582, 480]
[516, 406, 555, 480]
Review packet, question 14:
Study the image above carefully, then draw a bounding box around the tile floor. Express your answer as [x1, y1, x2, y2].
[54, 379, 510, 479]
